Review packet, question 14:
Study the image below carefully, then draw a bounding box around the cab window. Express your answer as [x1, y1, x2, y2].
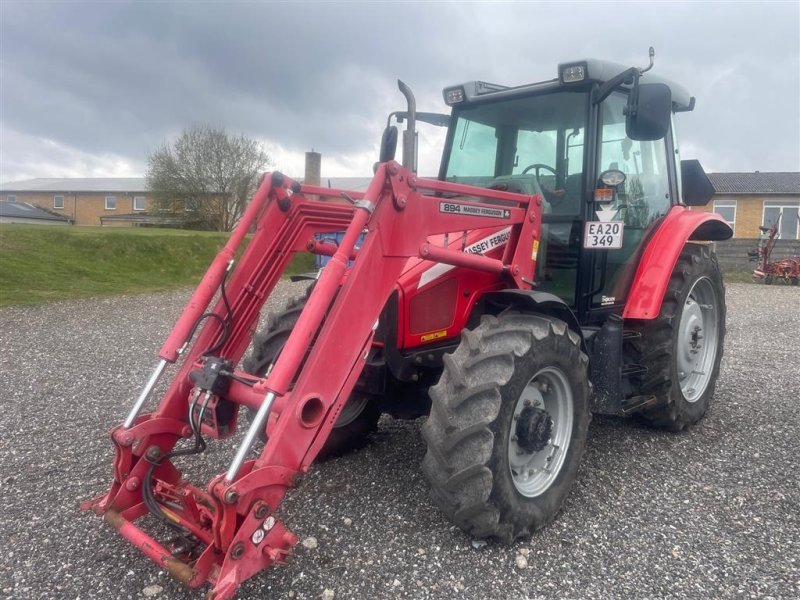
[599, 92, 671, 228]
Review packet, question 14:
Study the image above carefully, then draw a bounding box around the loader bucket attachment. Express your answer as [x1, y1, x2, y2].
[82, 162, 541, 598]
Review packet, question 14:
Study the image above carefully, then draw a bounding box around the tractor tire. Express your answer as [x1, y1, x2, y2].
[764, 275, 774, 285]
[243, 292, 381, 459]
[633, 244, 726, 431]
[421, 311, 590, 543]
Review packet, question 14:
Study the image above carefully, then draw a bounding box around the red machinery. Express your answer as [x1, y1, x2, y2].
[84, 52, 733, 598]
[750, 218, 800, 285]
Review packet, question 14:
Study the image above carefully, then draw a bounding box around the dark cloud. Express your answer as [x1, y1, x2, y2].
[1, 1, 798, 179]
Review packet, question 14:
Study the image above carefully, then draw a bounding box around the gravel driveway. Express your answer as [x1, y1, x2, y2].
[1, 282, 798, 600]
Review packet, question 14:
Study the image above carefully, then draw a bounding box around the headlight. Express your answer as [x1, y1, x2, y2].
[600, 169, 626, 187]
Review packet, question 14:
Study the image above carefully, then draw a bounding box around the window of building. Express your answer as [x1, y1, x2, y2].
[713, 199, 736, 235]
[105, 196, 117, 210]
[133, 196, 145, 211]
[6, 195, 16, 202]
[53, 195, 65, 209]
[763, 201, 800, 240]
[185, 198, 198, 212]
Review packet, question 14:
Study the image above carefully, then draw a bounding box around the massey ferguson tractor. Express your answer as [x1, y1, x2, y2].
[83, 50, 732, 599]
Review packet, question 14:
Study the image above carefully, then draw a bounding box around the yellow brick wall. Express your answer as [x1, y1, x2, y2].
[690, 195, 800, 239]
[726, 195, 762, 238]
[4, 191, 154, 226]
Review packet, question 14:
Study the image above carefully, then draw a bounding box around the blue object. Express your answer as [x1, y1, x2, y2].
[314, 231, 366, 269]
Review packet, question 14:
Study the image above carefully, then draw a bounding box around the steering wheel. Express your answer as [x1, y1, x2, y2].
[521, 163, 563, 203]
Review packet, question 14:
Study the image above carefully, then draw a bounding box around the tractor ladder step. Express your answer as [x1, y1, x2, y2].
[621, 394, 658, 414]
[621, 364, 648, 377]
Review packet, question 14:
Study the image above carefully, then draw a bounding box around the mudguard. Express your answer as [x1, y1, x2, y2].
[623, 206, 732, 320]
[479, 289, 586, 353]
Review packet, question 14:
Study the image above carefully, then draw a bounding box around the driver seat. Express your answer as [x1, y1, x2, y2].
[548, 172, 583, 216]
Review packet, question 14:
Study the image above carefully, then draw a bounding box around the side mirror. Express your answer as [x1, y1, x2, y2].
[681, 159, 716, 206]
[379, 125, 398, 163]
[626, 82, 671, 141]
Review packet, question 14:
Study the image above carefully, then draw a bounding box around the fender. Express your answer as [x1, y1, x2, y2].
[623, 206, 732, 320]
[479, 289, 586, 353]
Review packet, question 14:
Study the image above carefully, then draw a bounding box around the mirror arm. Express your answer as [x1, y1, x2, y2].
[592, 67, 638, 105]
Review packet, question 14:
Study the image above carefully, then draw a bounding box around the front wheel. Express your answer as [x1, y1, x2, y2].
[421, 312, 590, 543]
[633, 244, 726, 431]
[243, 293, 381, 458]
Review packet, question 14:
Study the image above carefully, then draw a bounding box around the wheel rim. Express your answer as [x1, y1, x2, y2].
[334, 394, 369, 428]
[677, 276, 719, 403]
[507, 367, 573, 498]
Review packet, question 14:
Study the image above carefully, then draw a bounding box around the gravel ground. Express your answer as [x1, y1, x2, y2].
[0, 281, 798, 600]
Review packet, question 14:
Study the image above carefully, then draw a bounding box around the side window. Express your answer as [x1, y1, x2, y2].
[53, 195, 64, 209]
[105, 196, 117, 210]
[133, 196, 145, 211]
[599, 93, 670, 228]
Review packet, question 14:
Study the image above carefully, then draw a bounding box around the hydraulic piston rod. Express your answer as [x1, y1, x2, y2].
[123, 359, 168, 428]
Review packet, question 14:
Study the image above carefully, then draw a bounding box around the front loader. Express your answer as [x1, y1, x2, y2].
[83, 50, 732, 599]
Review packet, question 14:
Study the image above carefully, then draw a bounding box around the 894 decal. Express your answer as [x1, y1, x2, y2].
[583, 221, 624, 249]
[439, 201, 511, 220]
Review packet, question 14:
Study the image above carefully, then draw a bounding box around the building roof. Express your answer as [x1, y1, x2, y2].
[0, 177, 147, 193]
[707, 172, 800, 195]
[0, 201, 72, 222]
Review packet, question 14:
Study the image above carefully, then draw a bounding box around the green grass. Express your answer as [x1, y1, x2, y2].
[722, 270, 758, 284]
[0, 225, 314, 306]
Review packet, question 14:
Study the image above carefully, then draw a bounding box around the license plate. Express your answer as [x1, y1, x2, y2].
[583, 221, 624, 249]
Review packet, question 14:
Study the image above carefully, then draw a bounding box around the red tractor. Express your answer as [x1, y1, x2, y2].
[749, 216, 800, 285]
[83, 51, 732, 599]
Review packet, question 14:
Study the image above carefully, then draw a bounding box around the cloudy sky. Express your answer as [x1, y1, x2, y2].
[1, 1, 798, 182]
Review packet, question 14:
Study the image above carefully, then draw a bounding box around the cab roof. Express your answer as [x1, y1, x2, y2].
[445, 58, 694, 112]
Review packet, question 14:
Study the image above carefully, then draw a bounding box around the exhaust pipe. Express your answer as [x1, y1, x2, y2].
[397, 80, 417, 172]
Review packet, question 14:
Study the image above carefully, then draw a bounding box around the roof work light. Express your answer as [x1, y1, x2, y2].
[443, 87, 466, 105]
[560, 63, 587, 83]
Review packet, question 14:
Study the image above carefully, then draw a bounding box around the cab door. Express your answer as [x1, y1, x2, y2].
[583, 91, 677, 317]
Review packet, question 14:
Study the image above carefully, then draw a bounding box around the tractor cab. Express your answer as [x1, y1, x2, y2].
[436, 54, 710, 323]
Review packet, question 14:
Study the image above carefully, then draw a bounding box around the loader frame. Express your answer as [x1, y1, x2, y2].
[83, 162, 543, 599]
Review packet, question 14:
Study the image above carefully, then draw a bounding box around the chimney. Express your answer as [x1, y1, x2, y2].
[305, 150, 321, 186]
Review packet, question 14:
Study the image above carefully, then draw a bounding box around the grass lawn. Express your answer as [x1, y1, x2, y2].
[0, 225, 314, 306]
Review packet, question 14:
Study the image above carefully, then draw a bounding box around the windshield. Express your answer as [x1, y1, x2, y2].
[443, 91, 588, 216]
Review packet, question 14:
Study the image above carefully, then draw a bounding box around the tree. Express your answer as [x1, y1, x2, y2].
[147, 125, 271, 231]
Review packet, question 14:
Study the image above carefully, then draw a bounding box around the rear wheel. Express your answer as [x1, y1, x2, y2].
[633, 244, 726, 431]
[421, 311, 590, 543]
[243, 293, 381, 458]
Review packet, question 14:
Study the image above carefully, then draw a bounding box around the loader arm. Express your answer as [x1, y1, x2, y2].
[83, 161, 542, 599]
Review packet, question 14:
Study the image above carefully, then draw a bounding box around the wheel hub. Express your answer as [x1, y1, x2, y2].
[676, 277, 719, 403]
[507, 367, 574, 498]
[514, 406, 553, 453]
